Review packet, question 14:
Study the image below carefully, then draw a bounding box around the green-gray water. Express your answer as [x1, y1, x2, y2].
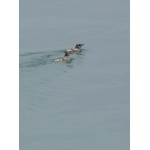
[20, 0, 129, 149]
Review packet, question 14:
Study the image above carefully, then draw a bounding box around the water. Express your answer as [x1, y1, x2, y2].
[20, 0, 130, 149]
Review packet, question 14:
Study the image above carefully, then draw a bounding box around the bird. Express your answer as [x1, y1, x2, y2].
[54, 51, 70, 62]
[65, 44, 84, 54]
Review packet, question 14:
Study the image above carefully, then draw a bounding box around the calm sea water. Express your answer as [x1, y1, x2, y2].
[20, 0, 130, 150]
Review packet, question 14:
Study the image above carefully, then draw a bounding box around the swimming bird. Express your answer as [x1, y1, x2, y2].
[65, 44, 84, 54]
[54, 51, 70, 62]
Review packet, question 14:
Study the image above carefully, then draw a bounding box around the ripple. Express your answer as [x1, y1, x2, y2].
[20, 52, 47, 57]
[20, 50, 65, 68]
[19, 49, 87, 69]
